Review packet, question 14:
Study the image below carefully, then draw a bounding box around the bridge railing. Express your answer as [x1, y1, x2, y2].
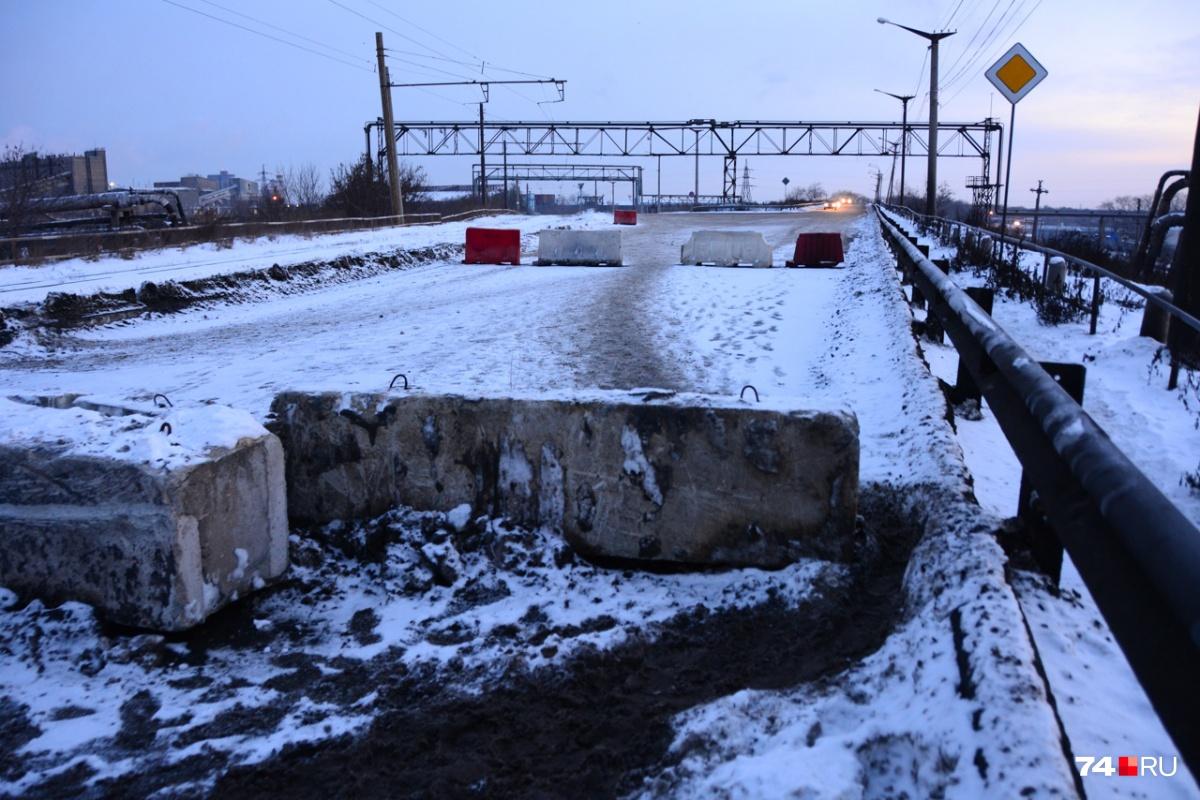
[874, 204, 1200, 778]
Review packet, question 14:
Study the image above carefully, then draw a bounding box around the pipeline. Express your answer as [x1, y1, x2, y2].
[1134, 170, 1189, 274]
[1143, 211, 1186, 274]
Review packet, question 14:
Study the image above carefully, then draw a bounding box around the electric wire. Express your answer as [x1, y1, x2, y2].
[942, 0, 1025, 89]
[941, 0, 1027, 90]
[160, 0, 372, 72]
[362, 0, 552, 79]
[937, 0, 1006, 86]
[194, 0, 367, 64]
[940, 0, 1043, 108]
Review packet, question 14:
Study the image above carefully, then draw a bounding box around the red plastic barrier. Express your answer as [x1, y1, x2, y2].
[464, 227, 521, 265]
[786, 232, 844, 267]
[613, 209, 638, 226]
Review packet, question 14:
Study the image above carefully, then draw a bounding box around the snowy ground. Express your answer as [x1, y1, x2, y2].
[1, 208, 1187, 796]
[0, 211, 607, 306]
[893, 213, 1200, 799]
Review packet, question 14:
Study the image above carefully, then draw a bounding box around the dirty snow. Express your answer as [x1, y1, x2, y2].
[894, 212, 1199, 798]
[0, 208, 1158, 796]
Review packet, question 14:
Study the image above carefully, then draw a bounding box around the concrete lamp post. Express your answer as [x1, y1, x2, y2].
[877, 17, 955, 218]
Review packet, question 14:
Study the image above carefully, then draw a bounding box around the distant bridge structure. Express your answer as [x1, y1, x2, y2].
[366, 118, 1003, 203]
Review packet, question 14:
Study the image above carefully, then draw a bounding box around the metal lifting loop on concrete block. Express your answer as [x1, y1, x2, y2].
[153, 393, 173, 408]
[389, 374, 409, 390]
[159, 422, 172, 435]
[740, 385, 760, 402]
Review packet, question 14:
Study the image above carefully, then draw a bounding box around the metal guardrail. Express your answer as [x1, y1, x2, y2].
[874, 204, 1200, 777]
[881, 204, 1200, 339]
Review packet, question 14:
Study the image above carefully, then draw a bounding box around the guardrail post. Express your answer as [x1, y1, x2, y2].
[1088, 273, 1102, 335]
[951, 287, 994, 405]
[1017, 361, 1087, 583]
[925, 259, 951, 343]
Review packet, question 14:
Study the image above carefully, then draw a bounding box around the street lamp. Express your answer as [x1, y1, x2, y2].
[877, 17, 955, 217]
[874, 89, 915, 208]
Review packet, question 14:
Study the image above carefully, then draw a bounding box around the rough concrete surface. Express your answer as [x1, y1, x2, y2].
[535, 229, 623, 266]
[0, 397, 288, 630]
[270, 390, 859, 566]
[680, 230, 773, 267]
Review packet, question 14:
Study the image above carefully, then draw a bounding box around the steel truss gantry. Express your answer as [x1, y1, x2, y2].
[369, 118, 1002, 201]
[470, 163, 643, 205]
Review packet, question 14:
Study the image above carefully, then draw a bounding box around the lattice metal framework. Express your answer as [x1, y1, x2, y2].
[370, 118, 1001, 201]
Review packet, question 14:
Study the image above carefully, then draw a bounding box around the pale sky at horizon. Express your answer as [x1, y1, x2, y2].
[2, 0, 1197, 207]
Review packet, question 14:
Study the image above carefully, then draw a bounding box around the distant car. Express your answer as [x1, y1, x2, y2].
[823, 200, 837, 210]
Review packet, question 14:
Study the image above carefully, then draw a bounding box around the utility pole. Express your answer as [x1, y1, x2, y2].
[874, 169, 883, 204]
[878, 18, 955, 217]
[887, 144, 899, 204]
[478, 103, 487, 208]
[694, 129, 700, 203]
[502, 140, 508, 210]
[380, 75, 564, 212]
[874, 89, 915, 207]
[375, 32, 404, 221]
[1030, 180, 1048, 242]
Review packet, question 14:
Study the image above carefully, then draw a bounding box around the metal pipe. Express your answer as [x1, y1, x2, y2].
[1135, 170, 1189, 271]
[1143, 212, 1186, 273]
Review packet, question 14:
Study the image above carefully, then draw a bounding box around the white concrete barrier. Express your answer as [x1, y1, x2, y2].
[681, 230, 772, 267]
[1045, 256, 1067, 292]
[536, 229, 623, 266]
[0, 395, 289, 631]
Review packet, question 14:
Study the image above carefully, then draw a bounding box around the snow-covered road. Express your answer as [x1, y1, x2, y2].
[7, 208, 1192, 797]
[1, 209, 856, 413]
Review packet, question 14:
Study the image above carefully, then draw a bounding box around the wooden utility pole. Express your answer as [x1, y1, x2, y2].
[375, 32, 404, 221]
[1030, 179, 1048, 242]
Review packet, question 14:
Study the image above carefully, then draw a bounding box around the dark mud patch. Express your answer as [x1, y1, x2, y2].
[205, 486, 918, 800]
[0, 697, 41, 783]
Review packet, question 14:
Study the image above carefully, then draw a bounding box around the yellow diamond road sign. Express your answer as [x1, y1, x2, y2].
[986, 43, 1048, 104]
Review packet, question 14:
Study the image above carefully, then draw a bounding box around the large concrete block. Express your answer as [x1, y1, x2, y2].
[270, 390, 858, 567]
[681, 230, 772, 267]
[536, 229, 623, 266]
[0, 396, 288, 631]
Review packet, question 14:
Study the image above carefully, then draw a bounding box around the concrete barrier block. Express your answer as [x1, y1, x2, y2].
[681, 230, 772, 267]
[1045, 256, 1067, 292]
[270, 390, 859, 567]
[535, 229, 623, 266]
[0, 396, 288, 631]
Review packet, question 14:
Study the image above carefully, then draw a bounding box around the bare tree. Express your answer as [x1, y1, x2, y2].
[0, 143, 43, 236]
[325, 156, 426, 217]
[786, 182, 825, 202]
[282, 162, 326, 209]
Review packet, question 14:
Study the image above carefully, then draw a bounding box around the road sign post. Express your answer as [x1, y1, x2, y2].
[986, 43, 1048, 245]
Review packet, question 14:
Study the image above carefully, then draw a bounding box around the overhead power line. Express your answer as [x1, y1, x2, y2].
[328, 0, 559, 114]
[194, 0, 367, 64]
[941, 0, 1025, 89]
[938, 0, 1006, 84]
[160, 0, 371, 72]
[940, 0, 1043, 108]
[360, 0, 552, 79]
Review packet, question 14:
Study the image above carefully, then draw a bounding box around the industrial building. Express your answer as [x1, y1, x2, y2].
[0, 148, 108, 197]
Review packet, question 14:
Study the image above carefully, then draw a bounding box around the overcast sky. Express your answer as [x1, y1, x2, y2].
[3, 0, 1197, 207]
